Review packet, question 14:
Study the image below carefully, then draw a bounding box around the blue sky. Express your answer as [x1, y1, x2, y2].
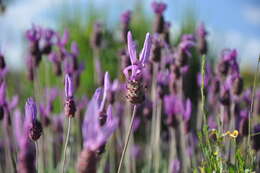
[0, 0, 260, 70]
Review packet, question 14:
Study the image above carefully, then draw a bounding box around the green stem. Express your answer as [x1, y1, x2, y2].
[61, 117, 72, 173]
[117, 105, 137, 173]
[200, 54, 206, 125]
[35, 141, 39, 172]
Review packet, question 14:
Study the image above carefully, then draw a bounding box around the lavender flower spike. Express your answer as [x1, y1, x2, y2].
[123, 31, 152, 81]
[77, 97, 118, 173]
[83, 98, 118, 151]
[25, 97, 42, 141]
[124, 31, 152, 104]
[64, 74, 76, 118]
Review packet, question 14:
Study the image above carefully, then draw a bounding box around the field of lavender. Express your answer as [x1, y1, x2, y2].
[1, 1, 260, 173]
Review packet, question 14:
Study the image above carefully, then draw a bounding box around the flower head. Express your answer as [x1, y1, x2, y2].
[123, 31, 152, 81]
[197, 22, 207, 38]
[0, 81, 6, 106]
[82, 96, 118, 151]
[164, 94, 192, 122]
[151, 1, 167, 15]
[25, 97, 37, 124]
[26, 25, 41, 42]
[25, 97, 42, 141]
[120, 10, 132, 25]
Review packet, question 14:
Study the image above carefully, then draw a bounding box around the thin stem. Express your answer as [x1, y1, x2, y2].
[117, 105, 137, 173]
[200, 54, 206, 125]
[35, 141, 39, 172]
[154, 99, 162, 173]
[248, 57, 260, 143]
[250, 131, 260, 137]
[61, 117, 72, 173]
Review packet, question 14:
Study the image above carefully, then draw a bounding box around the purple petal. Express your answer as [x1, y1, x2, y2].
[140, 33, 152, 65]
[101, 105, 118, 138]
[0, 82, 6, 106]
[71, 41, 79, 57]
[184, 99, 192, 121]
[9, 95, 19, 110]
[61, 29, 69, 46]
[100, 72, 110, 111]
[65, 74, 74, 98]
[127, 31, 138, 64]
[25, 97, 37, 123]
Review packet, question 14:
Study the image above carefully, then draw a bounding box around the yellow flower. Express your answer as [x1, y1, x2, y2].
[229, 130, 239, 138]
[222, 130, 239, 138]
[222, 130, 231, 137]
[213, 151, 218, 156]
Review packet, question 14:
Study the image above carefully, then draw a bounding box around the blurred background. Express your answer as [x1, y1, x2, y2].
[0, 0, 259, 71]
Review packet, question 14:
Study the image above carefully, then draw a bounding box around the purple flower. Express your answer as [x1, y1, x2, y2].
[151, 1, 167, 14]
[170, 159, 180, 173]
[71, 41, 79, 57]
[197, 22, 207, 38]
[43, 28, 54, 42]
[26, 25, 41, 42]
[123, 31, 152, 81]
[208, 116, 217, 129]
[178, 37, 195, 57]
[243, 89, 252, 106]
[181, 34, 195, 42]
[176, 35, 195, 66]
[131, 144, 141, 159]
[120, 10, 132, 25]
[25, 97, 37, 125]
[65, 74, 74, 98]
[197, 22, 208, 55]
[218, 49, 239, 76]
[0, 81, 6, 106]
[133, 116, 141, 132]
[164, 94, 192, 122]
[24, 97, 42, 141]
[56, 29, 69, 48]
[82, 96, 118, 151]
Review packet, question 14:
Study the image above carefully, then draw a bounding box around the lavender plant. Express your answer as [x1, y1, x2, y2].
[1, 1, 260, 173]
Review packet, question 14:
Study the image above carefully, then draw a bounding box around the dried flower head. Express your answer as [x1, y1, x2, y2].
[25, 97, 42, 141]
[123, 31, 152, 104]
[64, 74, 76, 118]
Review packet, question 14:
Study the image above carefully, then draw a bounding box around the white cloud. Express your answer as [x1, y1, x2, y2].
[0, 0, 64, 70]
[243, 5, 260, 26]
[209, 29, 260, 68]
